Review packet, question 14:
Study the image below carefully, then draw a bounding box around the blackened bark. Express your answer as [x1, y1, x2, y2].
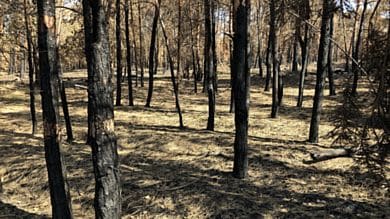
[328, 12, 336, 96]
[309, 0, 333, 143]
[160, 18, 184, 128]
[115, 0, 122, 106]
[292, 27, 299, 72]
[83, 1, 121, 217]
[125, 0, 134, 106]
[24, 0, 37, 135]
[36, 0, 73, 217]
[351, 0, 368, 96]
[189, 10, 197, 93]
[205, 0, 215, 131]
[264, 32, 271, 92]
[83, 0, 94, 145]
[256, 0, 263, 78]
[177, 0, 182, 82]
[138, 0, 144, 87]
[211, 0, 218, 92]
[130, 0, 139, 87]
[270, 0, 279, 118]
[145, 0, 160, 107]
[58, 59, 73, 142]
[232, 0, 250, 179]
[229, 0, 235, 113]
[297, 23, 309, 107]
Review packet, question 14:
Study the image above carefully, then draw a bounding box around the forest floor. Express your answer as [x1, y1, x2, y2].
[0, 66, 388, 218]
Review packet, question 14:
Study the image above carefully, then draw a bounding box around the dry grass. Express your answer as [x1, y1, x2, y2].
[0, 66, 388, 218]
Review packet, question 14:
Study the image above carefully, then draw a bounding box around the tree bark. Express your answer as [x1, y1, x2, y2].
[37, 0, 73, 217]
[232, 0, 250, 179]
[160, 17, 184, 128]
[24, 0, 37, 135]
[270, 0, 279, 118]
[83, 1, 121, 217]
[145, 0, 160, 107]
[115, 0, 122, 106]
[309, 0, 333, 143]
[351, 0, 368, 96]
[264, 32, 271, 92]
[125, 0, 134, 106]
[205, 0, 216, 131]
[138, 0, 145, 87]
[328, 12, 336, 96]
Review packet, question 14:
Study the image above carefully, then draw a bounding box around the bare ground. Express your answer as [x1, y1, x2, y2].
[0, 67, 388, 218]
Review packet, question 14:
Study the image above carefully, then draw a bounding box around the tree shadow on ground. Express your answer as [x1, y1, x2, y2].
[0, 201, 50, 219]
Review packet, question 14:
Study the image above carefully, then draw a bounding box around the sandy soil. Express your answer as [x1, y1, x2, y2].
[0, 67, 388, 218]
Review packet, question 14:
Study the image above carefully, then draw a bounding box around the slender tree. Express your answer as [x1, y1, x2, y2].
[116, 0, 122, 106]
[145, 0, 161, 107]
[351, 0, 368, 96]
[160, 16, 184, 128]
[36, 0, 73, 216]
[232, 0, 251, 179]
[205, 0, 216, 131]
[83, 0, 121, 217]
[270, 0, 279, 118]
[328, 11, 336, 96]
[296, 0, 310, 107]
[125, 0, 134, 106]
[24, 0, 37, 135]
[138, 0, 145, 87]
[309, 0, 334, 143]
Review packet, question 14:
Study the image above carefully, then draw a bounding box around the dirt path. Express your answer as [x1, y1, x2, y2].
[0, 69, 388, 218]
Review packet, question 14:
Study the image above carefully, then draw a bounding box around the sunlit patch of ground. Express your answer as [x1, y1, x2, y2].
[0, 67, 388, 218]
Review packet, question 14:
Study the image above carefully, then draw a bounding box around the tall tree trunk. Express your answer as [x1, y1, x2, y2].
[328, 12, 336, 96]
[189, 9, 198, 93]
[309, 0, 333, 143]
[58, 59, 73, 142]
[160, 17, 184, 128]
[297, 24, 309, 107]
[145, 0, 160, 107]
[177, 0, 182, 82]
[125, 0, 134, 106]
[297, 0, 310, 107]
[229, 0, 235, 113]
[130, 0, 139, 87]
[36, 0, 73, 217]
[212, 0, 218, 92]
[264, 32, 272, 92]
[24, 0, 37, 135]
[205, 0, 216, 131]
[83, 1, 121, 217]
[115, 0, 122, 106]
[270, 0, 279, 118]
[292, 24, 299, 73]
[232, 0, 250, 179]
[256, 0, 263, 78]
[138, 0, 145, 87]
[351, 0, 368, 96]
[83, 0, 94, 145]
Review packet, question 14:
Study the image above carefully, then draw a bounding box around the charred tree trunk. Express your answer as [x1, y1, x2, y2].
[145, 0, 160, 107]
[351, 0, 368, 96]
[232, 0, 250, 179]
[24, 0, 37, 135]
[83, 0, 94, 145]
[270, 0, 279, 118]
[297, 23, 309, 107]
[189, 9, 198, 93]
[292, 26, 299, 73]
[37, 0, 73, 217]
[160, 18, 184, 128]
[130, 0, 139, 87]
[83, 1, 121, 217]
[328, 12, 336, 96]
[297, 0, 310, 107]
[256, 0, 263, 78]
[138, 0, 145, 87]
[58, 59, 73, 142]
[309, 0, 333, 143]
[115, 0, 122, 106]
[177, 0, 182, 82]
[125, 0, 134, 106]
[264, 32, 272, 92]
[205, 0, 216, 131]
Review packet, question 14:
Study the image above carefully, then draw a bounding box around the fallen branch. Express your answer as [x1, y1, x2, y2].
[303, 147, 354, 164]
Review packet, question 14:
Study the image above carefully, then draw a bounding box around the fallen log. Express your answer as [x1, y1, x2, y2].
[303, 147, 354, 164]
